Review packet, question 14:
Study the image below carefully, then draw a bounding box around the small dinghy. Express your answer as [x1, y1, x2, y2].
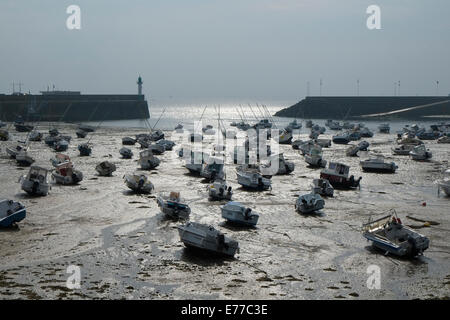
[208, 180, 233, 201]
[392, 144, 415, 155]
[332, 133, 350, 145]
[52, 139, 69, 152]
[178, 222, 240, 257]
[28, 130, 43, 142]
[410, 144, 432, 161]
[363, 211, 429, 257]
[0, 200, 26, 227]
[119, 147, 133, 159]
[295, 193, 325, 214]
[122, 137, 136, 145]
[260, 153, 295, 175]
[346, 145, 360, 157]
[360, 156, 398, 173]
[51, 153, 71, 167]
[305, 145, 327, 168]
[0, 129, 9, 141]
[52, 162, 83, 185]
[139, 150, 161, 170]
[78, 143, 92, 156]
[221, 202, 259, 227]
[201, 157, 225, 181]
[156, 139, 175, 151]
[76, 129, 88, 138]
[236, 164, 271, 190]
[96, 161, 116, 176]
[378, 123, 390, 133]
[311, 178, 334, 197]
[16, 150, 35, 167]
[124, 174, 154, 193]
[437, 169, 450, 197]
[320, 162, 362, 189]
[20, 166, 51, 196]
[157, 192, 191, 219]
[185, 151, 208, 174]
[358, 141, 370, 151]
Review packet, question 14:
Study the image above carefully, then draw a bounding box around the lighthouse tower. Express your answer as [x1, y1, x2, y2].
[137, 75, 143, 95]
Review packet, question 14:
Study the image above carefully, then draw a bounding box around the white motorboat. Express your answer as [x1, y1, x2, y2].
[236, 164, 271, 190]
[346, 145, 360, 157]
[260, 153, 294, 175]
[392, 144, 415, 155]
[200, 157, 225, 181]
[52, 162, 83, 185]
[409, 144, 432, 161]
[304, 145, 327, 168]
[15, 151, 35, 167]
[208, 180, 233, 201]
[96, 161, 117, 176]
[320, 162, 362, 189]
[139, 150, 161, 170]
[185, 151, 208, 174]
[157, 192, 191, 219]
[124, 174, 154, 194]
[20, 166, 51, 196]
[119, 147, 133, 159]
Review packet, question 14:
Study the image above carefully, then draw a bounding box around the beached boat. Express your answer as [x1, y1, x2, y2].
[287, 119, 302, 129]
[52, 139, 69, 152]
[6, 145, 25, 159]
[305, 145, 327, 168]
[76, 129, 88, 138]
[28, 130, 43, 142]
[78, 124, 95, 132]
[346, 145, 360, 157]
[315, 139, 331, 148]
[156, 139, 175, 151]
[124, 174, 154, 194]
[157, 192, 191, 219]
[378, 123, 390, 133]
[278, 128, 293, 144]
[50, 154, 70, 167]
[311, 178, 334, 197]
[392, 144, 415, 155]
[398, 137, 423, 146]
[15, 151, 35, 167]
[119, 147, 133, 159]
[260, 153, 295, 175]
[437, 136, 450, 144]
[78, 143, 92, 156]
[48, 128, 59, 136]
[96, 161, 116, 176]
[295, 193, 325, 214]
[208, 180, 233, 201]
[0, 129, 9, 141]
[139, 150, 161, 170]
[305, 120, 313, 128]
[292, 139, 303, 150]
[358, 141, 370, 151]
[221, 202, 259, 227]
[0, 199, 26, 227]
[410, 144, 432, 161]
[363, 212, 429, 257]
[200, 157, 225, 181]
[177, 222, 239, 257]
[320, 162, 362, 189]
[236, 164, 271, 190]
[359, 127, 374, 138]
[52, 162, 83, 185]
[202, 125, 216, 135]
[329, 121, 342, 130]
[360, 156, 398, 173]
[185, 151, 208, 174]
[122, 137, 136, 145]
[332, 133, 350, 145]
[298, 140, 315, 155]
[20, 166, 51, 196]
[14, 122, 34, 132]
[150, 129, 164, 141]
[437, 169, 450, 197]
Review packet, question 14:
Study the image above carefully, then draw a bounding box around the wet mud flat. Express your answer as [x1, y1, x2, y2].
[0, 125, 449, 300]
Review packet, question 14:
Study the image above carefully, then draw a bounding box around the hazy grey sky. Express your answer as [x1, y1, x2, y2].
[1, 0, 449, 100]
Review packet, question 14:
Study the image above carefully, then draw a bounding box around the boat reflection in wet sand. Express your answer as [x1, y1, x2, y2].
[178, 222, 239, 257]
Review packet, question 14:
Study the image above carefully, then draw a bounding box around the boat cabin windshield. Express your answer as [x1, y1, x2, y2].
[329, 162, 349, 175]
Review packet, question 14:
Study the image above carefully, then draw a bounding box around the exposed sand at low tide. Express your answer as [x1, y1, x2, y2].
[0, 124, 449, 299]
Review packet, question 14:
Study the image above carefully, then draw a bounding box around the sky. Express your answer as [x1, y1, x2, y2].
[0, 0, 449, 101]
